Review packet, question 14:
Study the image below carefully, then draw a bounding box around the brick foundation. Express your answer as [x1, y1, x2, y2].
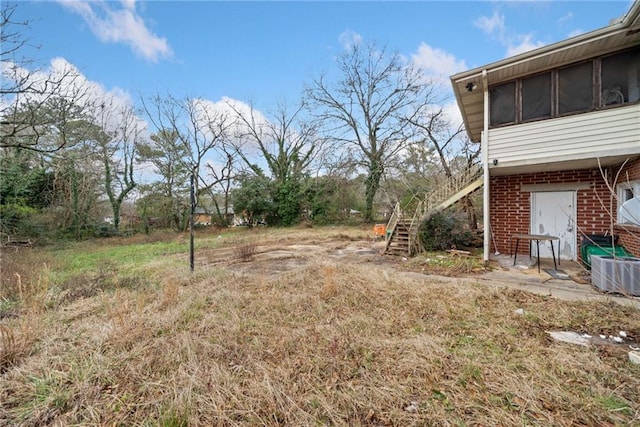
[489, 158, 640, 260]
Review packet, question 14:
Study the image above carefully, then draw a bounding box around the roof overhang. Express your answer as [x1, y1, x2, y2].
[451, 1, 640, 143]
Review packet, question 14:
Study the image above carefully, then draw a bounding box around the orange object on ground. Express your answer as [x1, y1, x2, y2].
[373, 224, 386, 237]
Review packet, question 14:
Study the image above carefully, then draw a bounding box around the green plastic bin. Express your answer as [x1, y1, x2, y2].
[581, 244, 634, 269]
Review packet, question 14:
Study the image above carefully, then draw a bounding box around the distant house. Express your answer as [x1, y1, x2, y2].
[450, 1, 640, 262]
[194, 207, 212, 226]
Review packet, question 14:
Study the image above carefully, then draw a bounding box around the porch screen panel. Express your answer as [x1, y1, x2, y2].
[522, 72, 551, 121]
[558, 62, 593, 114]
[489, 82, 515, 126]
[602, 47, 640, 106]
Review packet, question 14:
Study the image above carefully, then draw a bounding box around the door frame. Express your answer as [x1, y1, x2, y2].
[530, 190, 577, 261]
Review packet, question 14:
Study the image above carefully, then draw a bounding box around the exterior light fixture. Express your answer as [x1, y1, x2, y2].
[465, 82, 478, 92]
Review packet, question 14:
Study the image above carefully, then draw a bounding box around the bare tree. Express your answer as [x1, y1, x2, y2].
[94, 101, 141, 231]
[47, 126, 103, 238]
[307, 42, 437, 222]
[227, 100, 321, 225]
[137, 128, 191, 229]
[228, 101, 318, 184]
[406, 109, 480, 229]
[1, 3, 86, 152]
[142, 94, 231, 228]
[201, 140, 236, 226]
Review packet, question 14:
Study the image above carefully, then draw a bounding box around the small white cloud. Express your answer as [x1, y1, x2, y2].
[567, 29, 584, 38]
[473, 11, 505, 36]
[557, 12, 573, 26]
[506, 34, 545, 57]
[338, 30, 363, 50]
[57, 0, 172, 62]
[412, 43, 467, 78]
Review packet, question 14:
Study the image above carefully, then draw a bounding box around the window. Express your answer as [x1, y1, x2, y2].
[602, 48, 640, 106]
[487, 47, 640, 128]
[558, 62, 593, 114]
[489, 82, 515, 126]
[522, 72, 551, 121]
[617, 181, 640, 225]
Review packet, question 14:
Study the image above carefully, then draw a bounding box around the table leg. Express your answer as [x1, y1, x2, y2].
[513, 239, 520, 266]
[536, 240, 540, 273]
[550, 240, 557, 270]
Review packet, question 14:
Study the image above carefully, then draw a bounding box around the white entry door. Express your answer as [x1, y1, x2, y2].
[530, 191, 576, 261]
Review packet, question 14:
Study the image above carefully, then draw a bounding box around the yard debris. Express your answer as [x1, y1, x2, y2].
[404, 401, 419, 413]
[548, 331, 590, 346]
[548, 330, 638, 348]
[447, 249, 471, 257]
[629, 351, 640, 365]
[514, 308, 525, 315]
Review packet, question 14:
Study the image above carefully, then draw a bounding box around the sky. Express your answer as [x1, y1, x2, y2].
[8, 0, 634, 119]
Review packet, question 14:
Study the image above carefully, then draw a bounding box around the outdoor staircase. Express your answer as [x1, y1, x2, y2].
[384, 166, 484, 256]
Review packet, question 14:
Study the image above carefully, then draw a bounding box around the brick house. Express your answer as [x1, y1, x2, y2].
[450, 2, 640, 264]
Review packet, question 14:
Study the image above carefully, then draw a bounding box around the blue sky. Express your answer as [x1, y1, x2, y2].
[10, 0, 634, 115]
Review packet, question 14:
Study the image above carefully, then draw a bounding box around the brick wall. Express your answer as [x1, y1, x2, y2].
[489, 158, 640, 259]
[615, 224, 640, 256]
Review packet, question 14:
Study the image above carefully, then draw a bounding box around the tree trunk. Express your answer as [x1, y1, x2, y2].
[112, 203, 121, 231]
[364, 159, 383, 223]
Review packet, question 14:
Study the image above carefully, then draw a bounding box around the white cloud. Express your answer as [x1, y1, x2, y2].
[506, 34, 545, 57]
[557, 12, 573, 26]
[194, 97, 271, 151]
[57, 0, 172, 62]
[442, 101, 463, 129]
[338, 30, 363, 50]
[30, 57, 144, 135]
[473, 8, 546, 58]
[567, 29, 584, 38]
[121, 0, 136, 11]
[412, 43, 467, 78]
[473, 11, 505, 36]
[3, 56, 133, 113]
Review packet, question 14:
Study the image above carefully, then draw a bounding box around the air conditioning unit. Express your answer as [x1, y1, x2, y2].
[619, 196, 640, 225]
[591, 255, 640, 296]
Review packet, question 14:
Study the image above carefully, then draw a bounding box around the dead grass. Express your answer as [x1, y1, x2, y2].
[234, 238, 258, 262]
[1, 226, 639, 425]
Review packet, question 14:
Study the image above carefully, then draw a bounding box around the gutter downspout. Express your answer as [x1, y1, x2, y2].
[482, 69, 490, 266]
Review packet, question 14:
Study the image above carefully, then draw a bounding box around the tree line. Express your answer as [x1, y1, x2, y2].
[1, 3, 479, 241]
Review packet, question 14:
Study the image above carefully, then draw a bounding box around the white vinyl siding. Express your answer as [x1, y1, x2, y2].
[487, 103, 640, 166]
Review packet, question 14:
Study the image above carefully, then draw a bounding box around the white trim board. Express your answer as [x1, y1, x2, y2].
[521, 182, 592, 192]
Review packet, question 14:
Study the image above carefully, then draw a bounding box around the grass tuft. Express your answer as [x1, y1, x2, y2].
[320, 265, 337, 299]
[234, 238, 257, 262]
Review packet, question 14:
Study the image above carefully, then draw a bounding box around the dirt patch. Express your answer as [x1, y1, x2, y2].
[201, 234, 395, 277]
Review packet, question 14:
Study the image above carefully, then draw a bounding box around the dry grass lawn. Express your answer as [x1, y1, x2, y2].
[1, 226, 639, 426]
